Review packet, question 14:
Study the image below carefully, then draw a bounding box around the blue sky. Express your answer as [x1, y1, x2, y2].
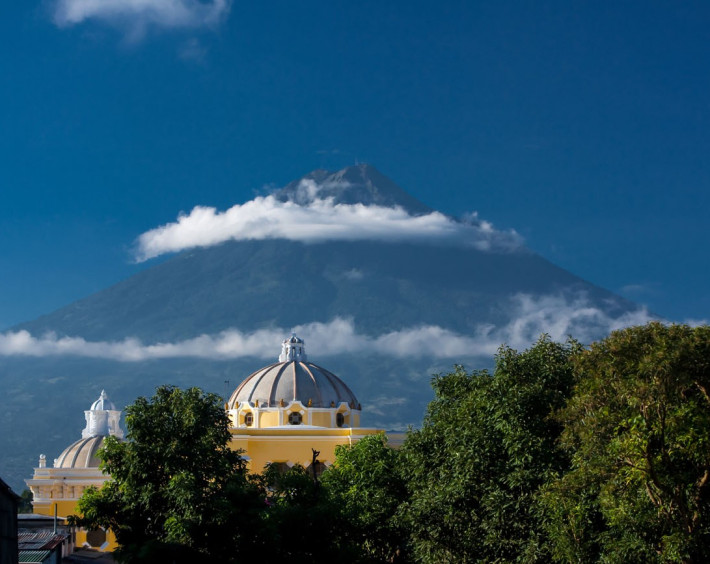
[1, 1, 709, 329]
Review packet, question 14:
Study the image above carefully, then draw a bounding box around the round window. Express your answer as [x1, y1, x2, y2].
[288, 412, 302, 425]
[336, 413, 345, 427]
[244, 412, 253, 427]
[86, 528, 106, 548]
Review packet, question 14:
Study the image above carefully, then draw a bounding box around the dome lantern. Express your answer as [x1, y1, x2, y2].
[279, 333, 307, 362]
[82, 390, 124, 440]
[90, 389, 117, 411]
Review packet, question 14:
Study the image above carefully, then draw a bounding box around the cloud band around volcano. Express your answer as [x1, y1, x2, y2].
[134, 190, 523, 262]
[0, 294, 653, 362]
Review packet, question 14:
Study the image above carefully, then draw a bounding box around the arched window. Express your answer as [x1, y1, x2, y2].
[244, 412, 253, 427]
[306, 461, 327, 478]
[336, 412, 345, 427]
[266, 462, 291, 474]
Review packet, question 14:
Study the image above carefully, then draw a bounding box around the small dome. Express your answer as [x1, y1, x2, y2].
[228, 335, 359, 409]
[54, 436, 108, 469]
[90, 390, 117, 411]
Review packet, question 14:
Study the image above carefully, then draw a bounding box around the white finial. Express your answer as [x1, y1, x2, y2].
[279, 334, 307, 362]
[39, 454, 46, 468]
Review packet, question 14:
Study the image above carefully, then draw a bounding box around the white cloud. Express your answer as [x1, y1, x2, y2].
[0, 294, 655, 362]
[53, 0, 230, 36]
[498, 293, 654, 346]
[342, 268, 364, 281]
[134, 181, 523, 261]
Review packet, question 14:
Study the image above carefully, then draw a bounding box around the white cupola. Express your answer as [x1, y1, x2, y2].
[82, 390, 124, 439]
[279, 333, 308, 362]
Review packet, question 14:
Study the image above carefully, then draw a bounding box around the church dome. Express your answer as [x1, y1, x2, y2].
[228, 334, 360, 409]
[54, 436, 107, 469]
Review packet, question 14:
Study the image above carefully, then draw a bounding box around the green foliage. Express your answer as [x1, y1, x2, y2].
[17, 488, 33, 513]
[544, 322, 710, 563]
[399, 336, 579, 563]
[254, 462, 363, 561]
[72, 386, 265, 563]
[322, 433, 409, 562]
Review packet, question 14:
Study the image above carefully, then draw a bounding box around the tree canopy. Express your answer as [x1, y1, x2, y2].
[399, 336, 579, 563]
[544, 322, 710, 563]
[322, 433, 409, 562]
[73, 385, 265, 563]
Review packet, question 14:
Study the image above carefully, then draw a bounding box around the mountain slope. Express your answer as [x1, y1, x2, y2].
[16, 238, 625, 342]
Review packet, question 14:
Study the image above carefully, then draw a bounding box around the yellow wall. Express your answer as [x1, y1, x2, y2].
[230, 426, 383, 473]
[27, 469, 118, 551]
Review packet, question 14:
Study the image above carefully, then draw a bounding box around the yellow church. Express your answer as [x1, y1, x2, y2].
[26, 333, 385, 551]
[227, 334, 383, 472]
[25, 390, 124, 550]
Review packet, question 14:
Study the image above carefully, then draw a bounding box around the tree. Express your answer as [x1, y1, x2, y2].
[73, 386, 265, 563]
[17, 489, 33, 513]
[399, 336, 578, 563]
[544, 322, 710, 563]
[322, 433, 409, 562]
[254, 461, 363, 562]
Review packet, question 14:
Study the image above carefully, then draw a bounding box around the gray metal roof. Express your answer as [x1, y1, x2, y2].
[19, 550, 51, 563]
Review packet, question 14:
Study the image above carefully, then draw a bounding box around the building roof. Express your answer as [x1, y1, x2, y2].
[54, 436, 107, 469]
[19, 531, 71, 563]
[228, 334, 360, 409]
[0, 475, 20, 501]
[18, 531, 68, 551]
[19, 550, 51, 563]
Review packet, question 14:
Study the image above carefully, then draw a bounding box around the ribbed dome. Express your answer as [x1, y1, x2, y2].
[228, 360, 360, 409]
[54, 436, 108, 469]
[228, 334, 359, 409]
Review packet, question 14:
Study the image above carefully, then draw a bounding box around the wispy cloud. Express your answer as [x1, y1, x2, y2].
[0, 294, 654, 362]
[53, 0, 231, 38]
[618, 282, 661, 298]
[178, 37, 208, 62]
[342, 268, 364, 281]
[134, 180, 523, 261]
